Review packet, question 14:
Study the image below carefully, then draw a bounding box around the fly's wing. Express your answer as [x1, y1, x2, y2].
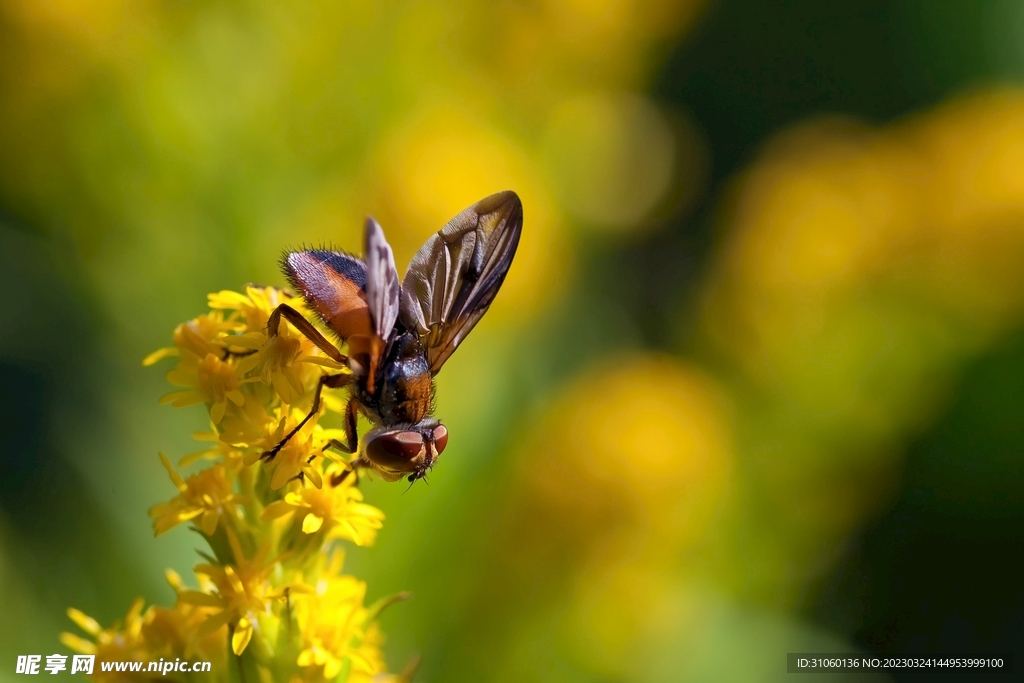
[399, 191, 523, 374]
[362, 217, 402, 390]
[363, 217, 401, 341]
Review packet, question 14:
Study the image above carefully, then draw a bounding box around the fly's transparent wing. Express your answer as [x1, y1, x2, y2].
[399, 191, 523, 374]
[363, 217, 401, 341]
[361, 217, 402, 391]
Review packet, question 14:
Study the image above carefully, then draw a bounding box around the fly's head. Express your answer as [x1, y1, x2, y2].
[362, 420, 448, 483]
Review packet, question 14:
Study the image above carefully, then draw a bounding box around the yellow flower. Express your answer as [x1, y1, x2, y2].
[208, 286, 295, 335]
[143, 571, 227, 664]
[347, 623, 389, 683]
[61, 599, 152, 682]
[207, 291, 342, 406]
[179, 531, 310, 656]
[124, 286, 406, 679]
[241, 333, 308, 402]
[235, 332, 342, 405]
[144, 311, 244, 370]
[294, 575, 383, 681]
[178, 431, 247, 471]
[246, 409, 337, 489]
[262, 478, 385, 546]
[161, 352, 247, 424]
[217, 393, 277, 447]
[148, 454, 241, 537]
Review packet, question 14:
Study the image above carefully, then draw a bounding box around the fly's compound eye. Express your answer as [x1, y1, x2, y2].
[365, 431, 426, 472]
[432, 424, 448, 454]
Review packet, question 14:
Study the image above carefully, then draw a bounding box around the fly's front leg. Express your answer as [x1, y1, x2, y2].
[329, 399, 361, 485]
[328, 399, 360, 454]
[267, 303, 347, 364]
[262, 373, 350, 461]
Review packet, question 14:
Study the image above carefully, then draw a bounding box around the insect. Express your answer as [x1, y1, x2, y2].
[262, 191, 523, 483]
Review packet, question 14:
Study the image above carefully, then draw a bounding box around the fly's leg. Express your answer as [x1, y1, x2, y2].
[328, 398, 359, 454]
[260, 303, 351, 459]
[221, 346, 258, 360]
[329, 399, 361, 485]
[262, 372, 350, 461]
[267, 303, 347, 364]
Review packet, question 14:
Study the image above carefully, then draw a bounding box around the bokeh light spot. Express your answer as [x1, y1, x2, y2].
[373, 105, 570, 324]
[543, 93, 677, 233]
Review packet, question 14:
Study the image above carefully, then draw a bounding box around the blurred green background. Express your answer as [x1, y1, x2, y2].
[2, 0, 1023, 681]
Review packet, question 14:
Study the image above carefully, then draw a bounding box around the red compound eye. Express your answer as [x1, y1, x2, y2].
[365, 431, 425, 471]
[432, 424, 448, 454]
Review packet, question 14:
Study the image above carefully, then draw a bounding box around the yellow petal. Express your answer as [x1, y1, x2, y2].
[127, 597, 146, 623]
[260, 500, 297, 521]
[200, 509, 219, 535]
[143, 347, 178, 366]
[236, 353, 261, 375]
[179, 591, 224, 608]
[152, 507, 203, 536]
[211, 400, 226, 424]
[226, 332, 265, 350]
[285, 369, 305, 398]
[301, 514, 324, 534]
[160, 389, 203, 406]
[165, 569, 183, 590]
[305, 467, 323, 489]
[171, 507, 206, 527]
[270, 462, 296, 490]
[283, 491, 307, 505]
[208, 290, 248, 309]
[348, 650, 374, 674]
[227, 390, 245, 406]
[158, 453, 188, 492]
[300, 355, 344, 369]
[271, 372, 294, 403]
[178, 448, 215, 467]
[66, 608, 101, 636]
[198, 609, 232, 636]
[232, 618, 253, 655]
[59, 633, 97, 655]
[225, 566, 246, 595]
[323, 655, 343, 679]
[339, 519, 362, 545]
[165, 365, 199, 386]
[351, 503, 385, 520]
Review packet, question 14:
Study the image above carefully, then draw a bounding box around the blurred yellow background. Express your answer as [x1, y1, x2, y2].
[2, 0, 1023, 681]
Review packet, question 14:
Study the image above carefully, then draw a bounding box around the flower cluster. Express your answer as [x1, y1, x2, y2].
[62, 287, 413, 683]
